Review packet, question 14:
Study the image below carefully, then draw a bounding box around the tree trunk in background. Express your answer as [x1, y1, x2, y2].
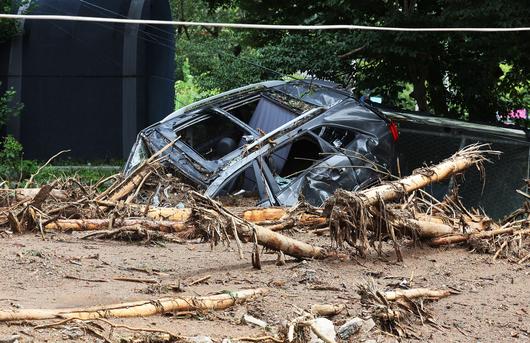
[408, 62, 429, 112]
[427, 57, 450, 117]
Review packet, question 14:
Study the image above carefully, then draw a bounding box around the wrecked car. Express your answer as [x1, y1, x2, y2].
[124, 80, 398, 207]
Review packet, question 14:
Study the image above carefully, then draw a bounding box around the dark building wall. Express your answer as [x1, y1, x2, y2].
[0, 0, 175, 160]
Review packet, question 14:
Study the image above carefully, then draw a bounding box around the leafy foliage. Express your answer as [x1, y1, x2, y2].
[185, 0, 529, 122]
[0, 83, 23, 128]
[171, 0, 271, 93]
[0, 135, 37, 182]
[0, 0, 31, 43]
[174, 58, 220, 109]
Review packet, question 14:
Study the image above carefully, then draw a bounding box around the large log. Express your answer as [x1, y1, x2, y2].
[44, 218, 186, 233]
[250, 224, 327, 259]
[327, 144, 497, 209]
[430, 227, 530, 246]
[97, 202, 324, 227]
[0, 188, 68, 202]
[398, 218, 455, 238]
[0, 288, 268, 321]
[191, 192, 327, 260]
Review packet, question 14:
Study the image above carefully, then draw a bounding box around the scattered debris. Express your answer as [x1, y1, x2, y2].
[241, 314, 268, 329]
[358, 279, 451, 338]
[0, 142, 528, 341]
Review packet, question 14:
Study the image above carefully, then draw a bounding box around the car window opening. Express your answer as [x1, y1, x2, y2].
[268, 134, 324, 188]
[218, 165, 260, 196]
[176, 112, 249, 160]
[313, 126, 356, 149]
[224, 96, 260, 124]
[223, 91, 316, 136]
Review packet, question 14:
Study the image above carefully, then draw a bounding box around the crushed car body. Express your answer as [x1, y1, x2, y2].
[124, 80, 398, 207]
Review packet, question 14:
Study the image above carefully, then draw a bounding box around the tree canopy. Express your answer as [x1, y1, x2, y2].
[171, 0, 529, 122]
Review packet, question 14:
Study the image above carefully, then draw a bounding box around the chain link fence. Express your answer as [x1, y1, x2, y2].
[384, 110, 530, 219]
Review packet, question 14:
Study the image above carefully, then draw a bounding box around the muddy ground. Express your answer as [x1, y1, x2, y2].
[0, 231, 528, 342]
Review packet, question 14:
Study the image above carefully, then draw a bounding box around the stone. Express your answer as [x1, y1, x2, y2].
[361, 318, 376, 333]
[187, 336, 213, 343]
[337, 317, 363, 339]
[308, 317, 336, 343]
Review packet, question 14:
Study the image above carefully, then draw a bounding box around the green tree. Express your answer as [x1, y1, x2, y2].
[170, 0, 270, 93]
[174, 58, 220, 109]
[0, 0, 31, 43]
[204, 0, 530, 121]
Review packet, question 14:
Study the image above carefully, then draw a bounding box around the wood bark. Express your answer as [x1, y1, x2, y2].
[96, 139, 177, 202]
[44, 218, 186, 233]
[0, 288, 268, 321]
[383, 288, 451, 301]
[430, 228, 530, 246]
[98, 202, 324, 228]
[330, 145, 494, 209]
[242, 208, 287, 222]
[359, 146, 490, 206]
[146, 207, 192, 221]
[398, 218, 455, 238]
[246, 223, 327, 259]
[0, 188, 68, 202]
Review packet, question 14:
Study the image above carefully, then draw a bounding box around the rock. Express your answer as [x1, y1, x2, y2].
[361, 318, 376, 333]
[336, 317, 376, 340]
[365, 340, 377, 343]
[187, 336, 213, 343]
[242, 314, 268, 328]
[0, 336, 20, 343]
[308, 317, 336, 343]
[337, 317, 363, 339]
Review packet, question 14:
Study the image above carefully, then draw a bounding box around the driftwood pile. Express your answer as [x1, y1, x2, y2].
[0, 143, 529, 341]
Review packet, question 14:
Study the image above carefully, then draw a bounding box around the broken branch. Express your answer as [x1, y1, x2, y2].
[0, 288, 268, 321]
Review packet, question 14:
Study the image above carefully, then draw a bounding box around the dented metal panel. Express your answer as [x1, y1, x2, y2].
[125, 80, 396, 206]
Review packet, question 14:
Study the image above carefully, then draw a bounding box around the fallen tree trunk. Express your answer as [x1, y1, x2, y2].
[382, 288, 452, 301]
[324, 145, 498, 256]
[44, 218, 186, 233]
[398, 218, 455, 238]
[96, 139, 177, 203]
[328, 144, 497, 210]
[191, 192, 327, 259]
[97, 201, 325, 228]
[145, 207, 192, 221]
[361, 144, 495, 206]
[242, 208, 287, 222]
[430, 227, 530, 246]
[251, 224, 326, 259]
[0, 188, 68, 202]
[0, 288, 268, 321]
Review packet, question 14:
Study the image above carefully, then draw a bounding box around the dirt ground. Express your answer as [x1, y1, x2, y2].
[0, 231, 528, 342]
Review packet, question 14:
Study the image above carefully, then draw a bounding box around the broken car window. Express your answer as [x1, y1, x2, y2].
[223, 95, 261, 124]
[312, 126, 356, 149]
[266, 133, 324, 188]
[216, 162, 268, 200]
[174, 110, 250, 161]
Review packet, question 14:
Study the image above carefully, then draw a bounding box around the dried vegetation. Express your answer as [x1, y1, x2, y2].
[0, 143, 528, 342]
